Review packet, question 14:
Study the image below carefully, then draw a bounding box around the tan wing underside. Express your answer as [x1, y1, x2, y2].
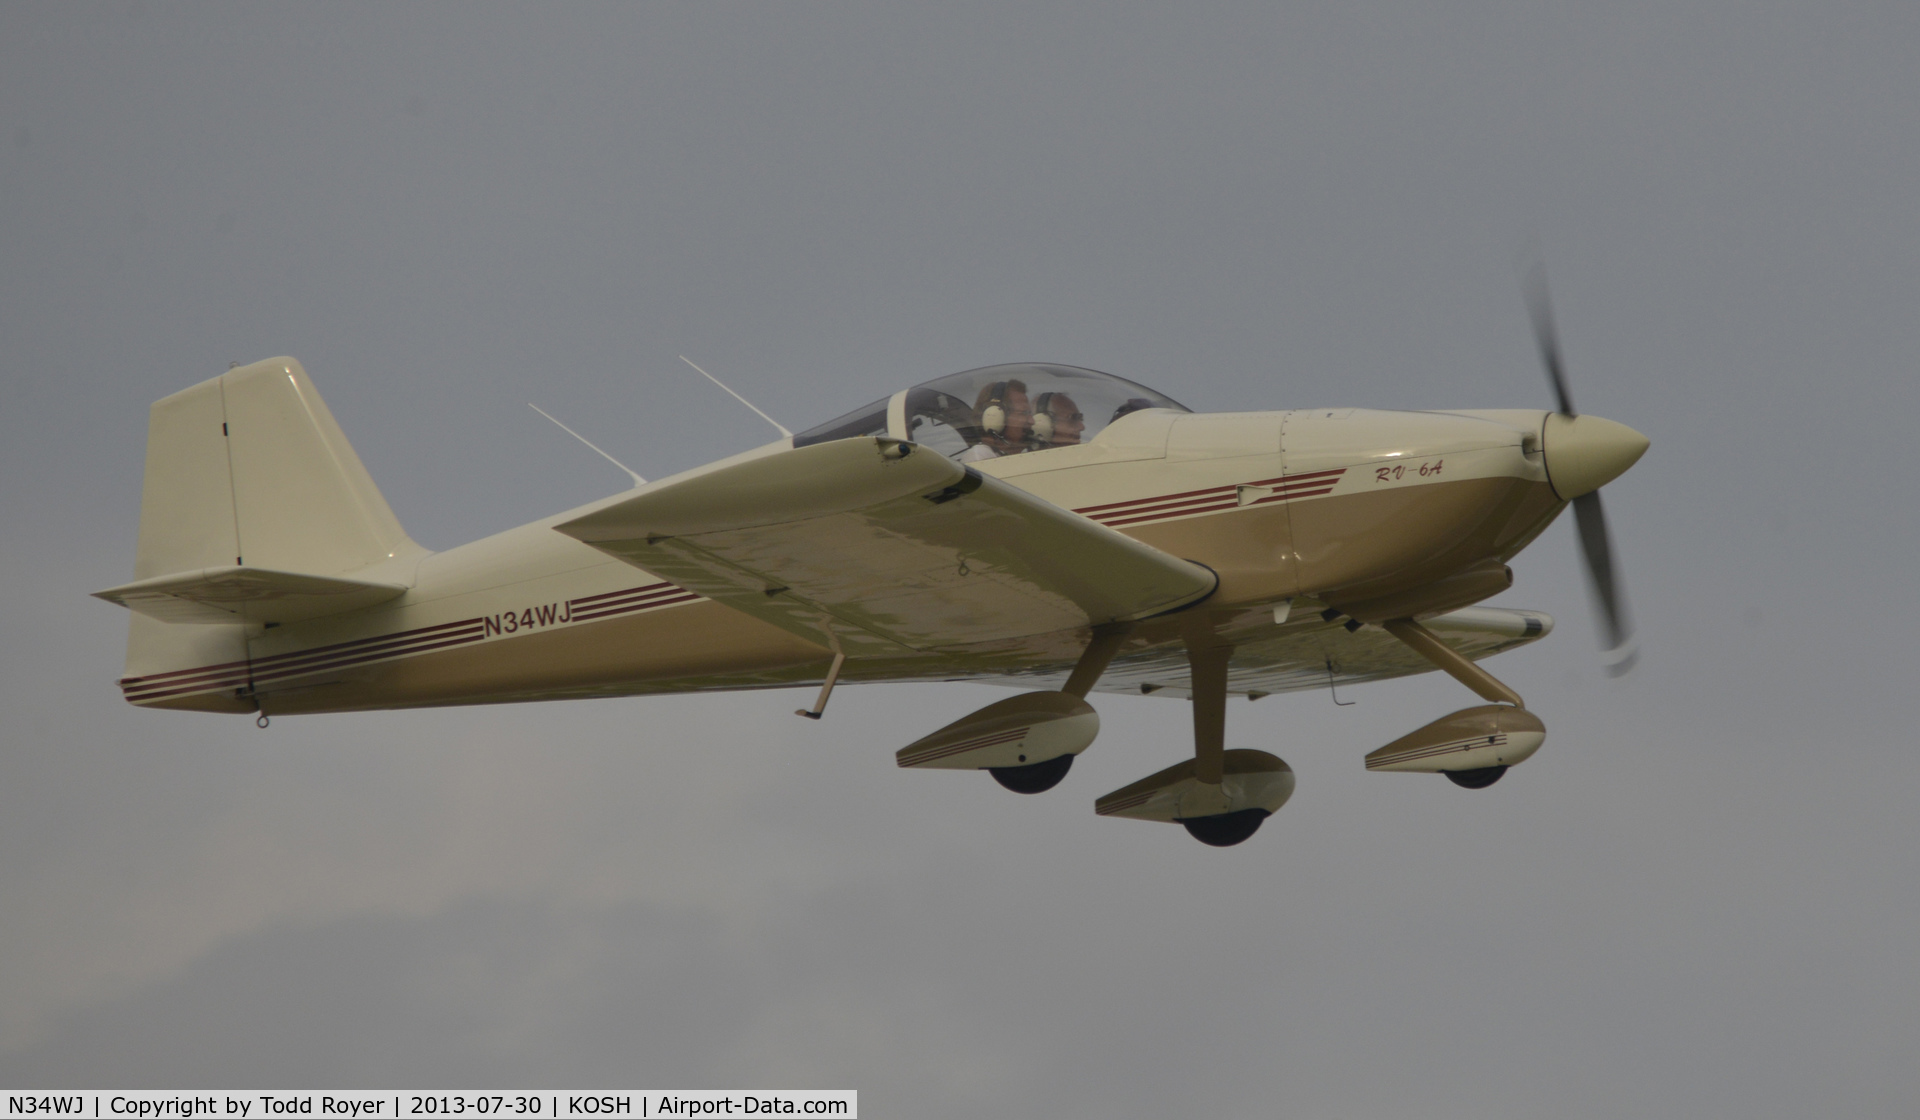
[554, 437, 1219, 655]
[995, 605, 1554, 699]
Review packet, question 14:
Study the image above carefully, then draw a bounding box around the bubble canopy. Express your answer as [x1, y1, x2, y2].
[793, 363, 1191, 463]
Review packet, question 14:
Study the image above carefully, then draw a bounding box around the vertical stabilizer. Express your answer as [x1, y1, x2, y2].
[119, 358, 428, 703]
[133, 357, 424, 580]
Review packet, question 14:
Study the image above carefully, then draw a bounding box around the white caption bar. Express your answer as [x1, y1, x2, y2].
[1, 1095, 855, 1120]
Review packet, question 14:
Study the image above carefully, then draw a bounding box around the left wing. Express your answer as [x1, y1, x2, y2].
[554, 437, 1217, 654]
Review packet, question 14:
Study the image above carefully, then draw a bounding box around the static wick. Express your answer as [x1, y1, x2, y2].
[679, 356, 794, 439]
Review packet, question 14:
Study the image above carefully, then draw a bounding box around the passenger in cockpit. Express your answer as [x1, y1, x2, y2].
[960, 379, 1033, 461]
[1032, 391, 1086, 448]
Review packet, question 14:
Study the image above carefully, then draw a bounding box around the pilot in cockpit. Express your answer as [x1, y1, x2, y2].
[960, 379, 1034, 461]
[1032, 391, 1086, 448]
[789, 363, 1191, 464]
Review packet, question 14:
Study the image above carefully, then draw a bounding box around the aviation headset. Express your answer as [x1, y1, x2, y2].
[1030, 391, 1056, 443]
[980, 381, 1010, 436]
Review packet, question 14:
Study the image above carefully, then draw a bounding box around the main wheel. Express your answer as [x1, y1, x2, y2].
[1180, 807, 1271, 847]
[988, 752, 1075, 794]
[1445, 765, 1508, 789]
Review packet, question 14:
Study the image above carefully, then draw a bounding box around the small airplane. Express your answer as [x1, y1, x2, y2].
[96, 282, 1646, 847]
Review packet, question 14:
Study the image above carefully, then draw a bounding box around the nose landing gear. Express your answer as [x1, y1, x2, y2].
[1370, 618, 1544, 786]
[1444, 766, 1508, 789]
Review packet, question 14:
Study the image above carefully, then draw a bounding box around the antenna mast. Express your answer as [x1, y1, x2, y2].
[679, 356, 794, 439]
[528, 404, 646, 486]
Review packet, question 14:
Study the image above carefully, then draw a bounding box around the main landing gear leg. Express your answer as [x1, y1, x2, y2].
[1092, 622, 1295, 845]
[1184, 628, 1232, 789]
[1178, 627, 1269, 845]
[980, 624, 1128, 793]
[1062, 623, 1128, 699]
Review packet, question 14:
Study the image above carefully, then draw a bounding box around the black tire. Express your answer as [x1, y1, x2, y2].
[1445, 765, 1508, 789]
[988, 752, 1074, 794]
[1180, 807, 1271, 847]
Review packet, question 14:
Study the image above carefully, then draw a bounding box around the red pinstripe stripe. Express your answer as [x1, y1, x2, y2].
[125, 626, 490, 702]
[247, 631, 487, 685]
[569, 592, 702, 621]
[572, 585, 697, 605]
[121, 622, 484, 698]
[1249, 486, 1336, 505]
[1096, 792, 1157, 814]
[1370, 734, 1508, 766]
[122, 578, 706, 705]
[1075, 468, 1348, 527]
[1087, 491, 1242, 521]
[249, 622, 484, 677]
[900, 728, 1030, 765]
[124, 671, 254, 701]
[1077, 483, 1238, 515]
[1099, 500, 1242, 527]
[569, 581, 678, 606]
[1094, 485, 1335, 525]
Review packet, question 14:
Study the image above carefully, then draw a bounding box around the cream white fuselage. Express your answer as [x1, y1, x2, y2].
[120, 405, 1563, 716]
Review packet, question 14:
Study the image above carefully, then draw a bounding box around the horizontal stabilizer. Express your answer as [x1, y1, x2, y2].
[94, 566, 406, 625]
[554, 436, 1218, 654]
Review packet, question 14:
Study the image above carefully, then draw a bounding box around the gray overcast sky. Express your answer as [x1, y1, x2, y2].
[3, 3, 1917, 1115]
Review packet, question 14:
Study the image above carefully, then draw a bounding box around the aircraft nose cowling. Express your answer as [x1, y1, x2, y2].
[1542, 413, 1650, 500]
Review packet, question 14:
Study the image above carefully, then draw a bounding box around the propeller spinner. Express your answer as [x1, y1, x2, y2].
[1525, 267, 1649, 675]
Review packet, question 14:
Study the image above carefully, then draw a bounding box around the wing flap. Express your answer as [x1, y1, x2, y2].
[554, 437, 1217, 653]
[94, 567, 407, 624]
